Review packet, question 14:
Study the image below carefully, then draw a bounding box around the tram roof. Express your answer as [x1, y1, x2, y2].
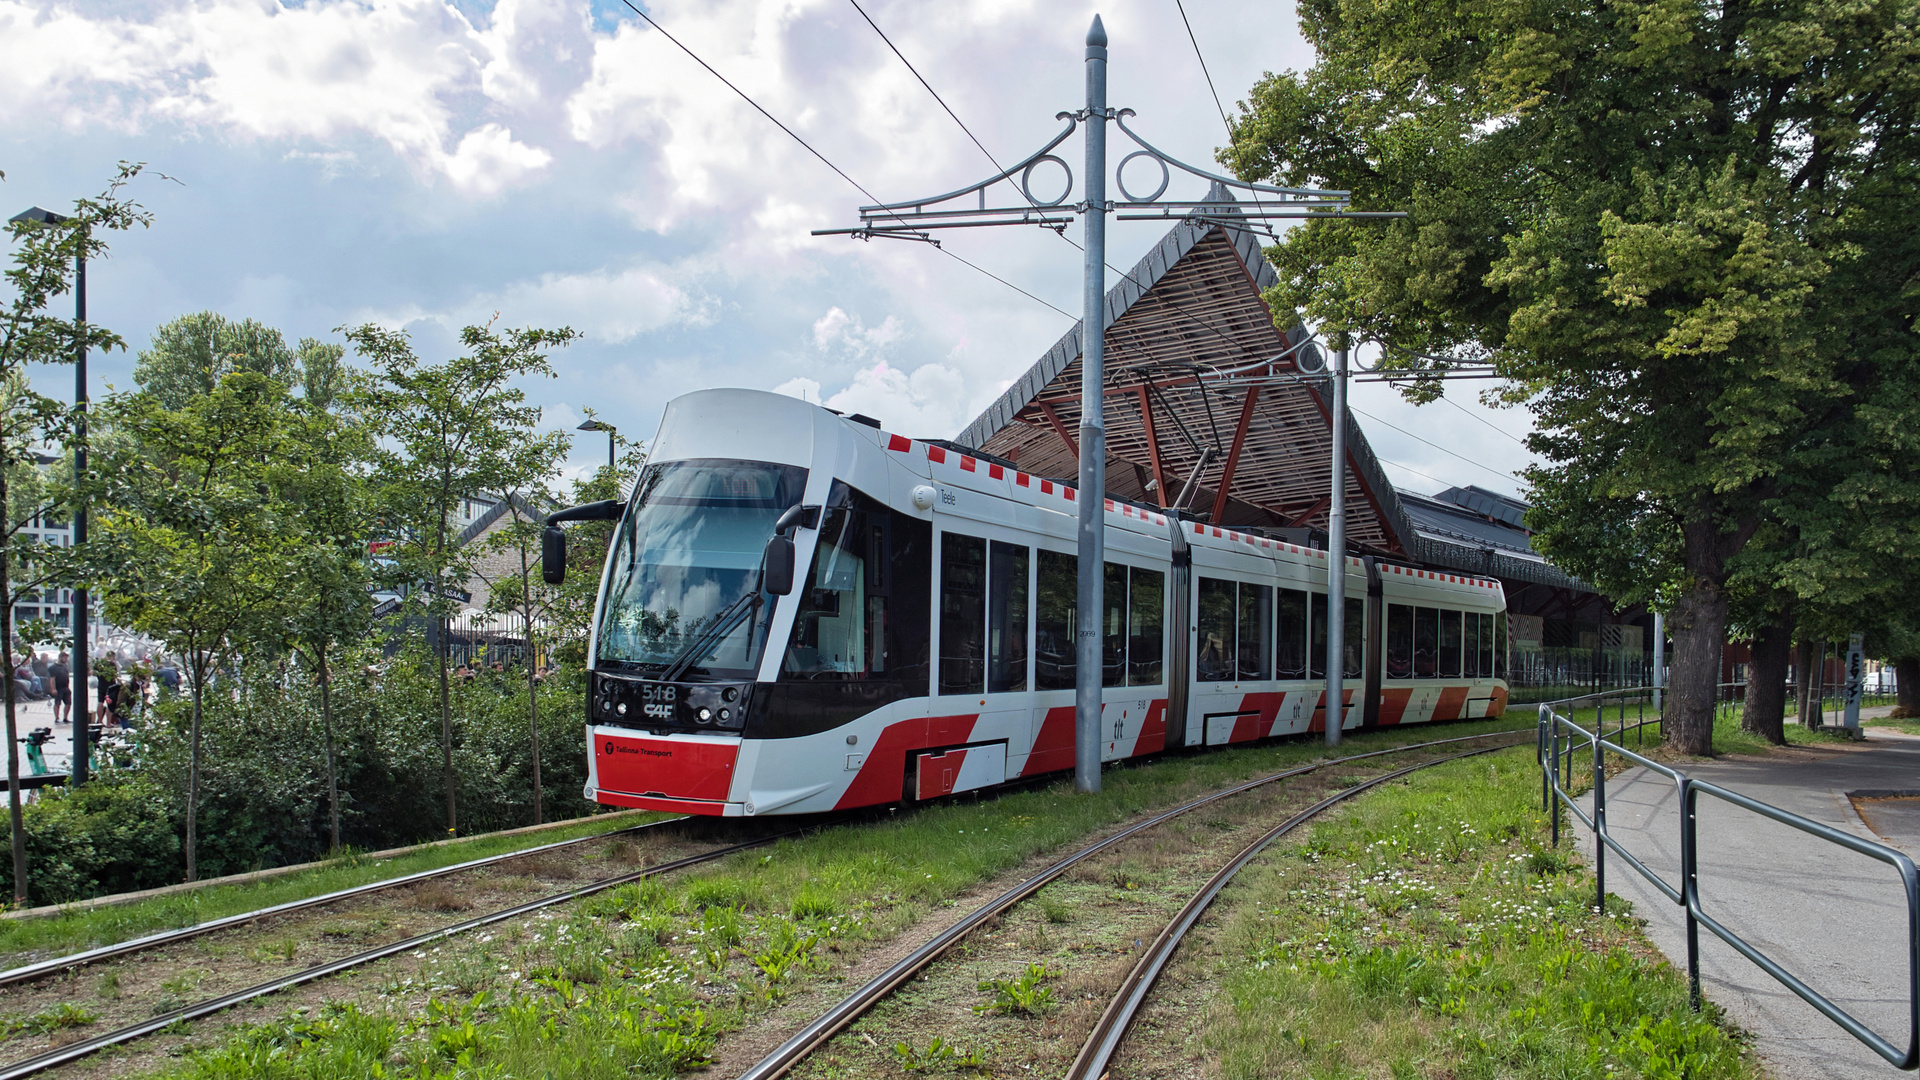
[955, 186, 1579, 592]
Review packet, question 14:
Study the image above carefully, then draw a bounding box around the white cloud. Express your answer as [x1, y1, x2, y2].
[439, 123, 553, 195]
[453, 263, 713, 343]
[816, 359, 973, 438]
[812, 306, 902, 355]
[0, 0, 558, 193]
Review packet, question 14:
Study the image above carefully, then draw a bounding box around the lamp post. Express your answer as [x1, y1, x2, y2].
[8, 207, 87, 785]
[577, 419, 616, 473]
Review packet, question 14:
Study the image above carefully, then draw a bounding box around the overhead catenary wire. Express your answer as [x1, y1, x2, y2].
[611, 0, 1072, 320]
[840, 0, 1263, 365]
[1438, 393, 1532, 448]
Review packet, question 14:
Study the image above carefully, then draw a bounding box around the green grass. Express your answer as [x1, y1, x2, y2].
[134, 716, 1531, 1079]
[1205, 750, 1757, 1080]
[0, 809, 666, 964]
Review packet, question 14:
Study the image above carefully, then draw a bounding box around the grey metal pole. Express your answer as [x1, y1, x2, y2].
[71, 251, 88, 786]
[1651, 609, 1664, 714]
[1074, 13, 1109, 795]
[1324, 336, 1348, 746]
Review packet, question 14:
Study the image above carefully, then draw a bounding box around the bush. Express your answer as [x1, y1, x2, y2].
[0, 768, 179, 905]
[0, 639, 599, 901]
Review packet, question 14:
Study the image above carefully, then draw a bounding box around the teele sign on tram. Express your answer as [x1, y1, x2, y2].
[815, 15, 1403, 794]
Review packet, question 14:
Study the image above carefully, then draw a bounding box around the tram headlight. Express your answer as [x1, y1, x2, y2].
[719, 708, 731, 722]
[696, 707, 713, 723]
[722, 687, 739, 703]
[615, 702, 627, 716]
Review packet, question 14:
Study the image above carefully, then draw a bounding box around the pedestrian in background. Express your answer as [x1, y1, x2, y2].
[48, 652, 70, 725]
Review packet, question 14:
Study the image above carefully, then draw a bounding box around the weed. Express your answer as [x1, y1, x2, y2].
[790, 885, 839, 921]
[893, 1035, 988, 1072]
[160, 970, 203, 995]
[976, 963, 1057, 1016]
[685, 876, 755, 911]
[699, 904, 745, 948]
[0, 1002, 97, 1042]
[94, 970, 119, 1000]
[1037, 894, 1072, 924]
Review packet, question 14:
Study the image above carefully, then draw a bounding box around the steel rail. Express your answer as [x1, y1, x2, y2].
[1066, 743, 1518, 1080]
[734, 727, 1531, 1080]
[0, 815, 692, 989]
[0, 827, 808, 1080]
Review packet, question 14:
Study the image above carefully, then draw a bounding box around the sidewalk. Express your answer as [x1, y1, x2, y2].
[1590, 724, 1920, 1079]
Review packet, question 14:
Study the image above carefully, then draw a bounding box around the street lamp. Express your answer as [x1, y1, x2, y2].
[577, 419, 616, 473]
[8, 206, 88, 786]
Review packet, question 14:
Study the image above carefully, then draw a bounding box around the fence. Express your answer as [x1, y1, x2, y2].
[1540, 689, 1920, 1069]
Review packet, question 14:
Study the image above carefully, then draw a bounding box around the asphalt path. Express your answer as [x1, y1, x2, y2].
[1589, 722, 1920, 1079]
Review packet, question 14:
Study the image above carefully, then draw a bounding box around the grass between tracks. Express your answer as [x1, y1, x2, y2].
[0, 811, 668, 964]
[93, 718, 1525, 1079]
[1199, 751, 1757, 1080]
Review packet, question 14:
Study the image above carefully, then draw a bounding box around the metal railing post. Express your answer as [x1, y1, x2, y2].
[1594, 725, 1607, 913]
[1550, 722, 1561, 848]
[1681, 776, 1701, 1011]
[1538, 709, 1549, 812]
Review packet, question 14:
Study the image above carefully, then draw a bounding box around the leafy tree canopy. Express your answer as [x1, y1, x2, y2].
[1226, 0, 1920, 750]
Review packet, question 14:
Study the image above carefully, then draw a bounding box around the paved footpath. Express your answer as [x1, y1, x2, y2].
[1591, 720, 1920, 1079]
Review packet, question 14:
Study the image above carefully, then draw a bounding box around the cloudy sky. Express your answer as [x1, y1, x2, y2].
[0, 0, 1537, 498]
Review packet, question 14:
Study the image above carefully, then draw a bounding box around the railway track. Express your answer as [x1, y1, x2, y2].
[0, 814, 692, 990]
[736, 728, 1531, 1080]
[0, 823, 816, 1080]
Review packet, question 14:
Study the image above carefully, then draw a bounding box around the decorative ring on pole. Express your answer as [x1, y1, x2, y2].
[1021, 155, 1074, 208]
[1115, 150, 1170, 203]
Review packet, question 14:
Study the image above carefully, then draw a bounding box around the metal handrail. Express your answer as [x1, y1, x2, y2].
[1539, 689, 1920, 1070]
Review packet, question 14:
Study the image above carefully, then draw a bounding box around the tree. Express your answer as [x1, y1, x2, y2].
[134, 312, 345, 412]
[83, 372, 306, 881]
[344, 322, 577, 836]
[0, 165, 150, 903]
[1226, 0, 1920, 753]
[252, 397, 374, 852]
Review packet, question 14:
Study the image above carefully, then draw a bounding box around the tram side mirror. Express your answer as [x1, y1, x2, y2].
[542, 526, 567, 585]
[764, 535, 796, 596]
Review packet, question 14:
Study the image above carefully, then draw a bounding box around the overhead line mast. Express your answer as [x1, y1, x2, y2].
[818, 15, 1404, 786]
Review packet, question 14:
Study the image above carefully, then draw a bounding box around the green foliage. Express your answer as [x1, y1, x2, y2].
[0, 769, 177, 905]
[0, 1001, 97, 1042]
[893, 1036, 988, 1072]
[975, 962, 1056, 1016]
[1227, 0, 1920, 750]
[134, 312, 344, 411]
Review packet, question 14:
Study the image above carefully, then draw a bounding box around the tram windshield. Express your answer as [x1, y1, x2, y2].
[595, 458, 808, 680]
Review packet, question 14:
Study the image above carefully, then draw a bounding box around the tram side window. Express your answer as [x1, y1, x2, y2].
[1386, 603, 1413, 679]
[1439, 610, 1463, 678]
[988, 541, 1029, 694]
[1129, 567, 1165, 686]
[1413, 607, 1439, 678]
[1197, 578, 1236, 682]
[781, 484, 930, 686]
[1309, 592, 1325, 679]
[1464, 611, 1482, 678]
[1099, 562, 1124, 688]
[1494, 613, 1508, 679]
[1480, 613, 1495, 678]
[1239, 584, 1273, 681]
[939, 533, 987, 695]
[1275, 588, 1309, 679]
[1345, 596, 1365, 678]
[1036, 550, 1077, 691]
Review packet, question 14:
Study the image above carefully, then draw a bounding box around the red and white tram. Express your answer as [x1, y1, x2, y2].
[545, 389, 1509, 817]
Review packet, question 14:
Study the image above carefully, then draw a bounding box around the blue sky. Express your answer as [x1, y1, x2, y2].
[1, 0, 1537, 497]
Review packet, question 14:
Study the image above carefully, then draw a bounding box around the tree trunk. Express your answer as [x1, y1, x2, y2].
[1895, 657, 1920, 719]
[438, 616, 455, 836]
[1793, 639, 1816, 724]
[186, 655, 203, 882]
[1665, 579, 1728, 756]
[320, 649, 340, 853]
[517, 532, 542, 826]
[1741, 615, 1792, 745]
[1, 505, 26, 905]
